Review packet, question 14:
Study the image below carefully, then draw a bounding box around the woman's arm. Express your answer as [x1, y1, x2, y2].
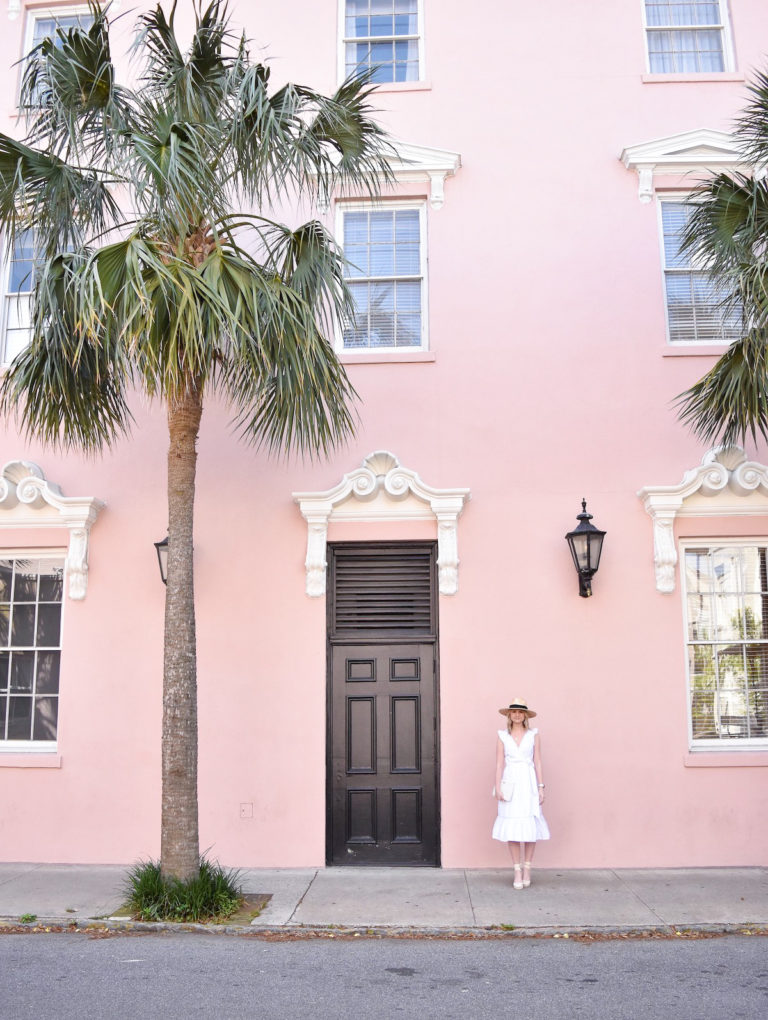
[495, 737, 505, 800]
[533, 733, 545, 804]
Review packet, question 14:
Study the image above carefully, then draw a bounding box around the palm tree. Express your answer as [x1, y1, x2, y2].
[0, 1, 392, 881]
[676, 70, 768, 447]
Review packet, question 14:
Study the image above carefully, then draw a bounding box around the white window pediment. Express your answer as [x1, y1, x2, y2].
[293, 451, 470, 597]
[638, 447, 768, 593]
[322, 139, 461, 212]
[0, 460, 104, 599]
[621, 129, 745, 203]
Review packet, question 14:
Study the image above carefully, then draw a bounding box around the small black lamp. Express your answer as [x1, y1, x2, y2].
[565, 500, 606, 598]
[154, 535, 169, 585]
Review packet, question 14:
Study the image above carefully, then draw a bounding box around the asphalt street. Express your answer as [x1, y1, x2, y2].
[1, 933, 766, 1020]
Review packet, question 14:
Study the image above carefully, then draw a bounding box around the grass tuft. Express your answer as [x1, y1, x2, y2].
[123, 856, 242, 923]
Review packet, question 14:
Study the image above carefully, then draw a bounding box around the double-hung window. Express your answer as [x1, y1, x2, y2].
[659, 200, 742, 344]
[25, 5, 94, 56]
[643, 1, 732, 73]
[340, 203, 426, 351]
[0, 555, 65, 748]
[1, 229, 36, 364]
[683, 543, 768, 747]
[342, 0, 421, 84]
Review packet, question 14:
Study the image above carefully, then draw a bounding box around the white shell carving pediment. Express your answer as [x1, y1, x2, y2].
[0, 460, 104, 600]
[638, 447, 768, 593]
[294, 451, 470, 596]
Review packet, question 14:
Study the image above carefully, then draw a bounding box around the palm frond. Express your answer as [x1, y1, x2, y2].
[737, 69, 768, 167]
[0, 134, 119, 255]
[134, 0, 233, 122]
[0, 249, 133, 450]
[676, 331, 768, 446]
[20, 2, 133, 162]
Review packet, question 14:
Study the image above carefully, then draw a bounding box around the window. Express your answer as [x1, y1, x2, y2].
[683, 544, 768, 747]
[659, 201, 742, 344]
[342, 0, 421, 84]
[2, 229, 36, 364]
[339, 203, 426, 351]
[22, 6, 95, 104]
[0, 555, 65, 748]
[643, 1, 731, 73]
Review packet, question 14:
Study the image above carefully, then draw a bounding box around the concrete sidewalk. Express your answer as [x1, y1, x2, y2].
[0, 863, 767, 934]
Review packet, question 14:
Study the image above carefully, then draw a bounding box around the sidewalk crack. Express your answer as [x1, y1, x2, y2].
[286, 869, 318, 925]
[463, 869, 477, 925]
[610, 869, 671, 929]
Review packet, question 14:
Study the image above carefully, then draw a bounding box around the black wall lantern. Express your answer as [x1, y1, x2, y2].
[565, 500, 606, 598]
[154, 535, 169, 585]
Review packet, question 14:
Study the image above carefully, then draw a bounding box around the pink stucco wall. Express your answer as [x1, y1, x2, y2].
[1, 1, 768, 868]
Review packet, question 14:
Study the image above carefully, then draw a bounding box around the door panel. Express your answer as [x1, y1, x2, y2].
[329, 642, 438, 865]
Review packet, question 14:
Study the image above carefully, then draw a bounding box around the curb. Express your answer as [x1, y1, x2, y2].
[2, 916, 768, 939]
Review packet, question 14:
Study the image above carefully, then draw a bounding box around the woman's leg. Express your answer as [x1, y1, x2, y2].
[507, 842, 523, 888]
[522, 842, 536, 887]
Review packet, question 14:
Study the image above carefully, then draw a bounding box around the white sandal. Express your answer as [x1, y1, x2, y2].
[513, 864, 524, 890]
[523, 861, 533, 888]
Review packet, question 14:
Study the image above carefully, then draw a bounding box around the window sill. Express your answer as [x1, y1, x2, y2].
[339, 351, 435, 365]
[642, 72, 744, 84]
[662, 344, 728, 357]
[0, 752, 61, 768]
[684, 751, 768, 767]
[371, 80, 432, 94]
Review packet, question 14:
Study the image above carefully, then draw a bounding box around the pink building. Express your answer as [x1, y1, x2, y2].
[1, 0, 767, 869]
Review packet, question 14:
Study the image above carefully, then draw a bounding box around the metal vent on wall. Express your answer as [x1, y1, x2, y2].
[330, 544, 435, 637]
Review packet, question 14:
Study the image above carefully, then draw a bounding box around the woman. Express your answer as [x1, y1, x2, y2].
[492, 698, 550, 889]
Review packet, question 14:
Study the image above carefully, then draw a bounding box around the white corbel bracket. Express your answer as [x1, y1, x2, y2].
[0, 460, 105, 600]
[294, 450, 470, 597]
[638, 446, 768, 593]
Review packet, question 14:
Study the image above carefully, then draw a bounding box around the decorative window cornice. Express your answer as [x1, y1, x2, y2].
[322, 138, 461, 212]
[293, 450, 470, 597]
[0, 460, 104, 599]
[620, 128, 745, 203]
[637, 447, 768, 593]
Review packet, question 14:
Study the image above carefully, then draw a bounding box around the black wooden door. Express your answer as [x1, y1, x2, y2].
[327, 544, 439, 866]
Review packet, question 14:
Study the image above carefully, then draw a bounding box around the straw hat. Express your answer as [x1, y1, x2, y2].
[498, 698, 537, 719]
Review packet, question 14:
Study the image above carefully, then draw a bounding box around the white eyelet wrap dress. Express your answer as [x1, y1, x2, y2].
[492, 728, 551, 843]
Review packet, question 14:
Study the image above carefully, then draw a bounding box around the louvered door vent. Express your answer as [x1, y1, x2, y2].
[331, 545, 435, 636]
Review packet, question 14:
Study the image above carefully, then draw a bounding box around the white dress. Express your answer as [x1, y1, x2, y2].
[492, 728, 551, 844]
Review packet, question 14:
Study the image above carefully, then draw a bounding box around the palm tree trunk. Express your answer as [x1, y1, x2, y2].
[160, 385, 203, 881]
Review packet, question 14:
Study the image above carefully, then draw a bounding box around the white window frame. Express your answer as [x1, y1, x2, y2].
[20, 4, 94, 104]
[680, 538, 768, 751]
[335, 199, 429, 354]
[1, 228, 36, 365]
[0, 548, 66, 753]
[641, 0, 735, 74]
[656, 194, 743, 346]
[337, 0, 426, 86]
[23, 3, 94, 57]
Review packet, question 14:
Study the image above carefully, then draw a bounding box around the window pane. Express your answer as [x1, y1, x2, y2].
[13, 566, 38, 601]
[0, 650, 8, 692]
[36, 604, 61, 647]
[33, 696, 57, 741]
[7, 695, 32, 739]
[36, 651, 61, 695]
[11, 604, 36, 646]
[10, 651, 34, 692]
